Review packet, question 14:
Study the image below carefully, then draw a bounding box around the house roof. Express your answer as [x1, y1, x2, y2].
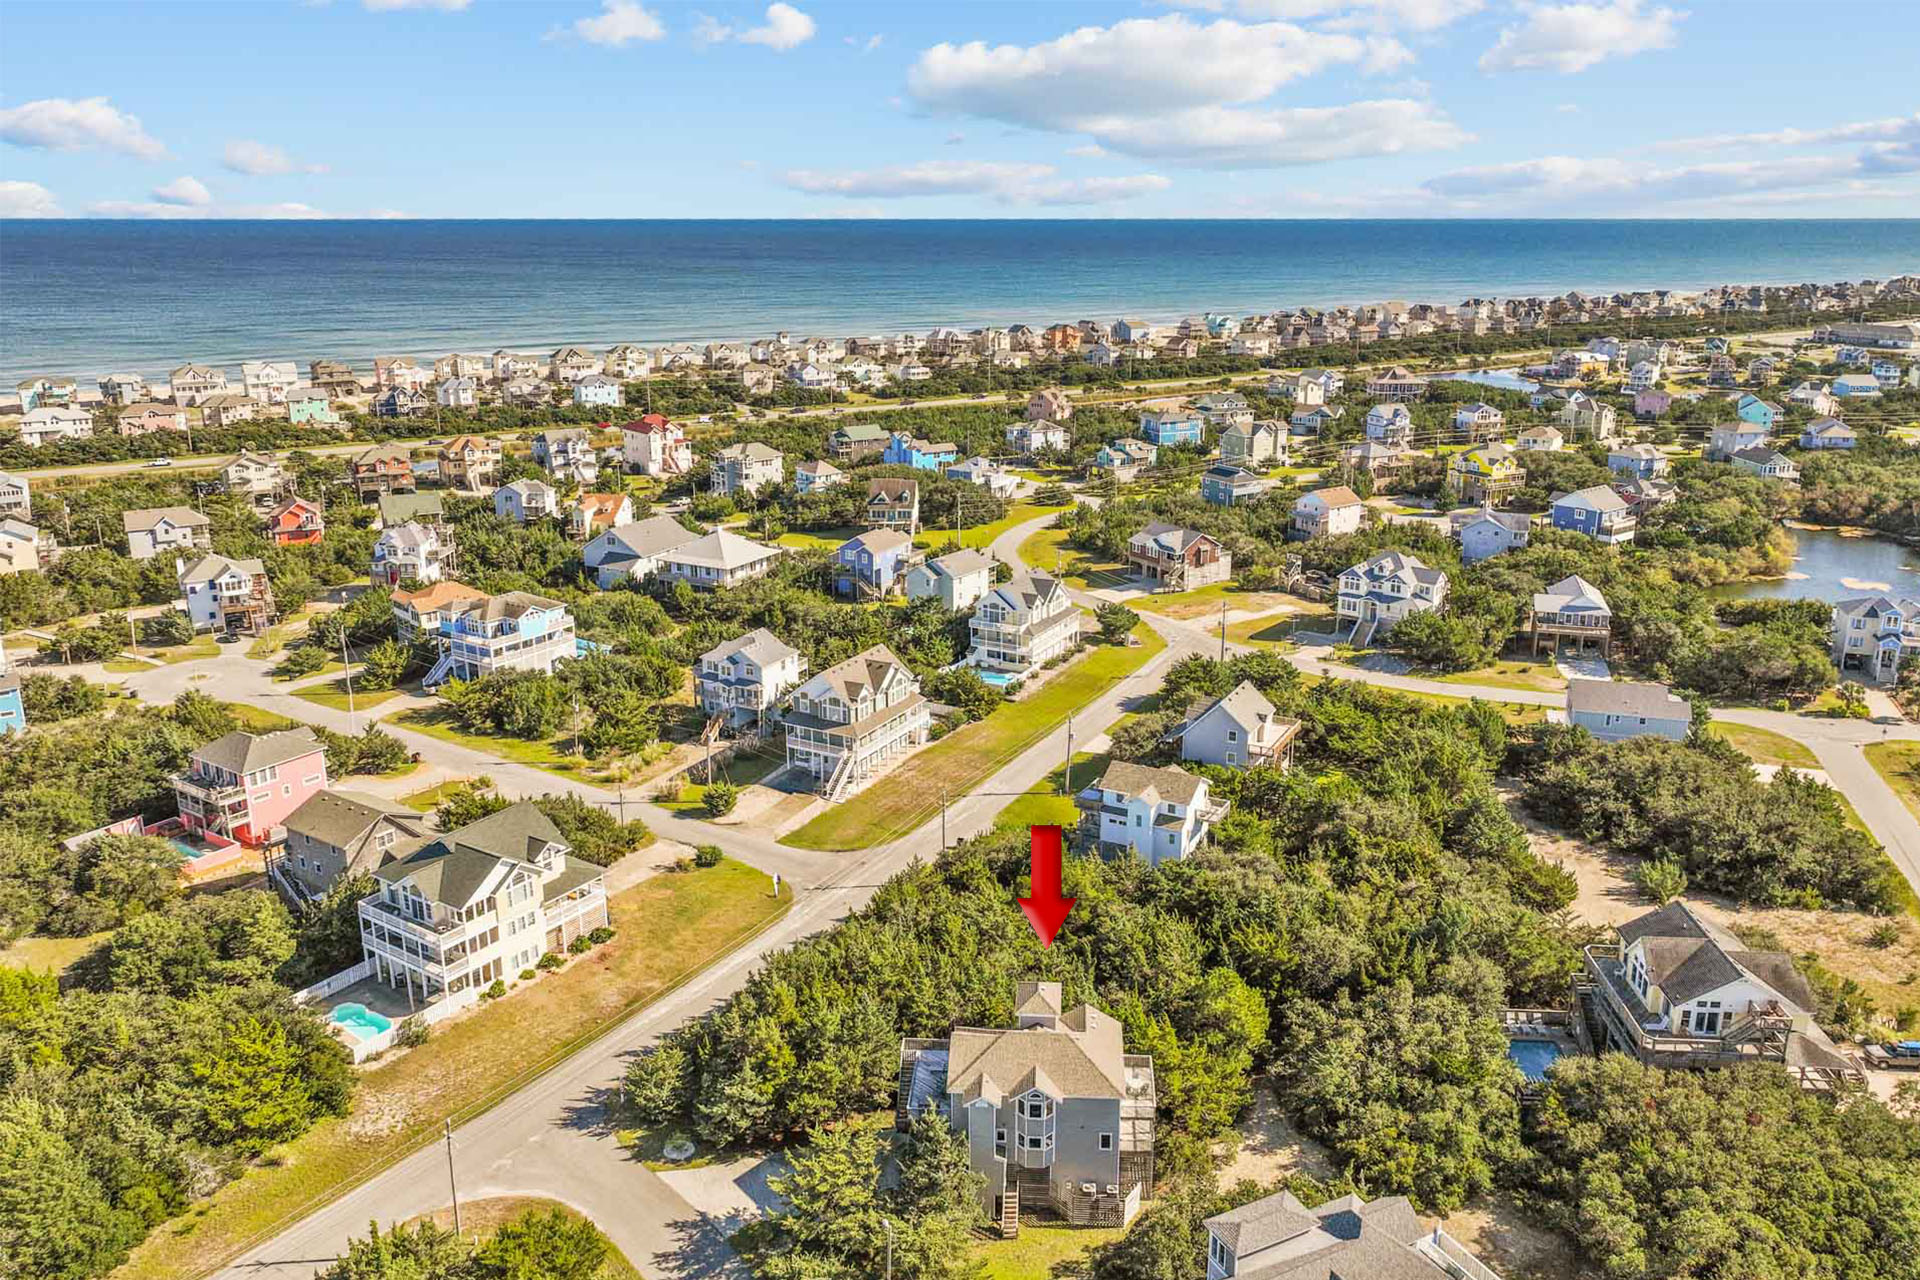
[664, 529, 783, 571]
[284, 788, 422, 850]
[1804, 418, 1854, 438]
[1615, 901, 1815, 1009]
[990, 571, 1065, 613]
[1131, 521, 1220, 554]
[375, 521, 440, 553]
[867, 477, 918, 501]
[1092, 759, 1206, 806]
[1567, 677, 1688, 721]
[927, 548, 993, 579]
[374, 802, 578, 909]
[393, 580, 488, 613]
[1303, 485, 1363, 509]
[1457, 506, 1531, 535]
[1205, 1192, 1431, 1278]
[458, 590, 566, 624]
[945, 1001, 1130, 1104]
[701, 626, 799, 669]
[843, 528, 913, 555]
[715, 441, 782, 463]
[1532, 574, 1610, 615]
[193, 727, 324, 774]
[1555, 484, 1629, 514]
[795, 459, 842, 477]
[179, 553, 265, 584]
[1187, 680, 1295, 739]
[573, 493, 629, 519]
[833, 423, 890, 443]
[1345, 550, 1445, 588]
[377, 492, 444, 524]
[1730, 446, 1795, 467]
[599, 514, 701, 561]
[122, 505, 210, 533]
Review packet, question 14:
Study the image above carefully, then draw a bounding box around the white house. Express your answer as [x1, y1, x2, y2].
[1074, 761, 1227, 867]
[0, 519, 46, 576]
[1007, 419, 1070, 455]
[18, 405, 94, 446]
[1178, 681, 1300, 771]
[1365, 403, 1414, 446]
[1336, 551, 1448, 643]
[582, 514, 701, 589]
[240, 360, 300, 404]
[658, 529, 783, 590]
[168, 363, 229, 405]
[1800, 418, 1856, 450]
[572, 375, 623, 408]
[122, 506, 212, 561]
[1290, 486, 1365, 539]
[905, 548, 995, 612]
[968, 571, 1079, 674]
[493, 478, 557, 524]
[370, 521, 451, 587]
[794, 459, 846, 494]
[0, 471, 29, 520]
[710, 442, 784, 497]
[621, 414, 694, 477]
[946, 456, 1019, 499]
[1566, 678, 1690, 741]
[436, 377, 479, 409]
[696, 627, 806, 729]
[783, 645, 931, 800]
[177, 553, 275, 635]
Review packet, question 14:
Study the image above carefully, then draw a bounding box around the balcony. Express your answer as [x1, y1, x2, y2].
[1580, 946, 1791, 1067]
[174, 772, 245, 806]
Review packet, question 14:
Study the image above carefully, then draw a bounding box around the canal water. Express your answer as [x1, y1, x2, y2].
[1718, 526, 1920, 604]
[1434, 368, 1544, 395]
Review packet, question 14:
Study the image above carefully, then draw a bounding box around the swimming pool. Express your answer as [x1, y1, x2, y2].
[976, 669, 1022, 688]
[329, 1002, 395, 1041]
[1507, 1038, 1564, 1083]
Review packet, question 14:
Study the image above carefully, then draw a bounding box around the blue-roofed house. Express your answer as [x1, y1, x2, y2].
[1735, 394, 1781, 429]
[834, 528, 918, 599]
[1551, 484, 1637, 544]
[883, 431, 960, 470]
[1834, 373, 1884, 399]
[1139, 408, 1204, 447]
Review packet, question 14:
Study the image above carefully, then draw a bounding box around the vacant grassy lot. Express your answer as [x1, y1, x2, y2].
[389, 706, 589, 778]
[1432, 660, 1568, 694]
[782, 627, 1167, 852]
[293, 677, 402, 713]
[916, 500, 1071, 553]
[215, 700, 299, 733]
[117, 859, 788, 1280]
[1708, 722, 1821, 770]
[0, 930, 112, 976]
[993, 751, 1108, 832]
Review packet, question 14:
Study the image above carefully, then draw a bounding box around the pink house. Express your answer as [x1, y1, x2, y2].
[172, 727, 331, 847]
[1633, 390, 1673, 420]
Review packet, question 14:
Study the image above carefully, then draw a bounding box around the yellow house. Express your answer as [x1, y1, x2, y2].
[1449, 443, 1524, 505]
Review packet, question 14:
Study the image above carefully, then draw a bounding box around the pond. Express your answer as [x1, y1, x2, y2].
[1433, 368, 1542, 394]
[1715, 525, 1920, 604]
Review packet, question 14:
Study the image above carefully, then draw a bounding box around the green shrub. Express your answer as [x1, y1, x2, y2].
[1635, 857, 1689, 905]
[693, 844, 724, 868]
[537, 951, 565, 971]
[483, 978, 507, 999]
[588, 926, 615, 944]
[394, 1016, 431, 1049]
[703, 780, 739, 817]
[1868, 920, 1903, 949]
[568, 936, 590, 955]
[519, 968, 537, 981]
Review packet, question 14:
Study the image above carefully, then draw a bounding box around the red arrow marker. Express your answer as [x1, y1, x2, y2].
[1018, 824, 1076, 947]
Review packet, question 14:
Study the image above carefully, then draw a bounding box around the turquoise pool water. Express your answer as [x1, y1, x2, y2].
[1507, 1038, 1564, 1082]
[329, 1002, 394, 1041]
[977, 669, 1021, 688]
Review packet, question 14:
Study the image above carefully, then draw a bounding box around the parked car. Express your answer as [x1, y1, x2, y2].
[147, 457, 174, 467]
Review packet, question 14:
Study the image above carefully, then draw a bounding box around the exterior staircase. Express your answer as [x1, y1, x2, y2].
[821, 750, 857, 804]
[423, 649, 458, 690]
[1351, 615, 1379, 648]
[998, 1184, 1020, 1238]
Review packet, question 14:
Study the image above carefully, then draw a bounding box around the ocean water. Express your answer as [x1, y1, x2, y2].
[2, 218, 1917, 384]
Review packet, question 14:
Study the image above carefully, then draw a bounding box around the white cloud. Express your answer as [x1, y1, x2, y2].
[152, 175, 212, 206]
[0, 96, 165, 159]
[697, 3, 816, 51]
[1067, 144, 1108, 158]
[1166, 0, 1483, 32]
[363, 0, 471, 10]
[782, 159, 1170, 205]
[564, 1, 666, 46]
[87, 199, 337, 219]
[1420, 151, 1876, 210]
[1478, 1, 1685, 74]
[0, 180, 61, 217]
[222, 140, 326, 176]
[906, 15, 1463, 168]
[1658, 113, 1920, 152]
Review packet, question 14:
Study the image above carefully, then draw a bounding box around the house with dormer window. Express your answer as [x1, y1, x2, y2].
[898, 981, 1156, 1236]
[969, 571, 1078, 673]
[782, 644, 930, 800]
[864, 477, 921, 533]
[1076, 761, 1228, 866]
[1832, 594, 1920, 682]
[696, 627, 805, 728]
[1336, 551, 1448, 644]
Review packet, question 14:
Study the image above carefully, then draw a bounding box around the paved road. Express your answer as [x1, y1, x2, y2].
[168, 512, 1198, 1278]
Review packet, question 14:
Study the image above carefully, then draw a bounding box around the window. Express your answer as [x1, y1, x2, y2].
[1098, 1133, 1113, 1151]
[1025, 1136, 1043, 1150]
[996, 1128, 1007, 1145]
[1226, 730, 1239, 743]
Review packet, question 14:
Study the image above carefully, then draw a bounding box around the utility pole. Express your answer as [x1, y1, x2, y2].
[940, 785, 948, 848]
[1220, 598, 1228, 662]
[574, 692, 583, 759]
[341, 625, 357, 732]
[443, 1119, 462, 1236]
[884, 1218, 894, 1280]
[1062, 713, 1073, 796]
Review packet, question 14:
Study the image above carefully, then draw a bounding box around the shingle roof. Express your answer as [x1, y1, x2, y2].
[945, 1001, 1129, 1103]
[1616, 901, 1815, 1009]
[1555, 484, 1629, 513]
[664, 529, 783, 571]
[193, 727, 324, 774]
[1205, 1192, 1432, 1277]
[1567, 678, 1687, 720]
[1093, 760, 1206, 806]
[598, 514, 701, 560]
[393, 581, 488, 613]
[701, 626, 799, 669]
[1532, 574, 1609, 615]
[1303, 485, 1362, 508]
[122, 505, 210, 533]
[373, 801, 576, 908]
[179, 553, 266, 584]
[284, 788, 423, 850]
[803, 644, 913, 704]
[928, 548, 993, 578]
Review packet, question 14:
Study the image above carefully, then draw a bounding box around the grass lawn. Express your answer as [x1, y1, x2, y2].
[217, 701, 299, 733]
[1863, 743, 1920, 868]
[1304, 673, 1549, 726]
[915, 500, 1071, 553]
[273, 658, 347, 683]
[245, 607, 320, 660]
[782, 626, 1166, 852]
[1226, 607, 1336, 651]
[975, 1223, 1126, 1279]
[117, 860, 789, 1280]
[111, 634, 223, 670]
[0, 930, 112, 975]
[776, 525, 862, 552]
[654, 752, 785, 816]
[389, 706, 594, 780]
[399, 778, 470, 810]
[1431, 660, 1567, 694]
[1707, 722, 1821, 770]
[992, 752, 1108, 832]
[294, 677, 403, 713]
[403, 1196, 641, 1279]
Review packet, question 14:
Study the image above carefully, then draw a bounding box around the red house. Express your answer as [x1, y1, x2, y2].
[172, 728, 330, 847]
[265, 496, 325, 546]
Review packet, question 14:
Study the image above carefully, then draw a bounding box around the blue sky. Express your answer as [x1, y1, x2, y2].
[2, 0, 1917, 219]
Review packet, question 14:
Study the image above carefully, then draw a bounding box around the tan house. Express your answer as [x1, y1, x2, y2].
[438, 435, 501, 491]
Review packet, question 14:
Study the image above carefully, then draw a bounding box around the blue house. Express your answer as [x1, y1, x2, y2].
[833, 528, 917, 598]
[882, 431, 960, 470]
[1200, 464, 1271, 507]
[1833, 373, 1884, 399]
[1735, 394, 1780, 429]
[1551, 485, 1637, 545]
[1093, 437, 1157, 476]
[1139, 408, 1204, 447]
